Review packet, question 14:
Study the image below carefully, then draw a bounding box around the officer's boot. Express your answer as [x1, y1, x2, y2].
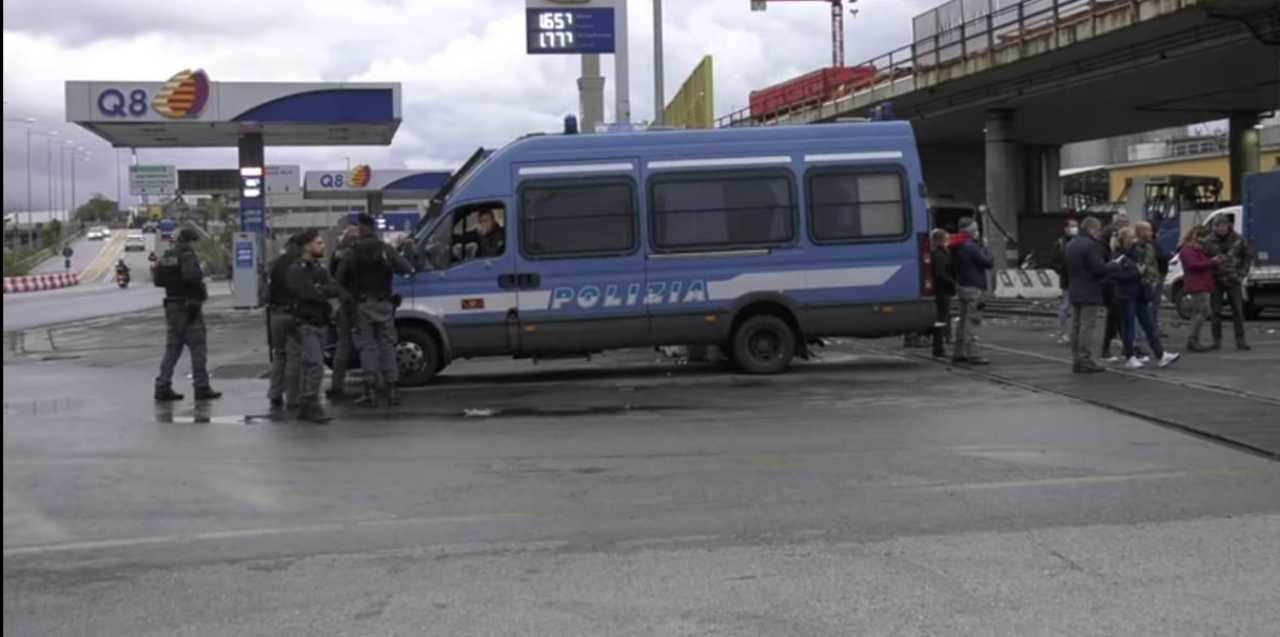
[297, 401, 332, 424]
[387, 384, 401, 407]
[154, 385, 185, 402]
[194, 386, 222, 401]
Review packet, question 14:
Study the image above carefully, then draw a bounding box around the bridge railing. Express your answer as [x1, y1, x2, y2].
[716, 0, 1137, 127]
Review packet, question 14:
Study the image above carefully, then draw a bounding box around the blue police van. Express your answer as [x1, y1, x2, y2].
[391, 121, 937, 385]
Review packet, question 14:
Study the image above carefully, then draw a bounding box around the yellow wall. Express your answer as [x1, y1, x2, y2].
[663, 56, 714, 129]
[1109, 151, 1280, 202]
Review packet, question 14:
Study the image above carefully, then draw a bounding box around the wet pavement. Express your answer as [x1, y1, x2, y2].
[3, 302, 1279, 635]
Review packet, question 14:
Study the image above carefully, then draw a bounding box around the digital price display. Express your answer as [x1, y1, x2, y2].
[526, 8, 615, 54]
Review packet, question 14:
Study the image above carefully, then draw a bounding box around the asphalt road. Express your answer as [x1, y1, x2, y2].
[31, 235, 104, 275]
[4, 305, 1278, 635]
[1, 234, 220, 332]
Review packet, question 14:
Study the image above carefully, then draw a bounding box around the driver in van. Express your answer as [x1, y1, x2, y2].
[453, 209, 505, 260]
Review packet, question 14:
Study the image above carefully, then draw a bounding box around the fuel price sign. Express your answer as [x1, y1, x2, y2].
[526, 7, 616, 54]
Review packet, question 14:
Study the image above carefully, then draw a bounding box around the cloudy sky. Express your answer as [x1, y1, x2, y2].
[3, 0, 939, 212]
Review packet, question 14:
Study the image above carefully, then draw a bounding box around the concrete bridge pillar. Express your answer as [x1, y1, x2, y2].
[1229, 113, 1261, 204]
[985, 109, 1023, 269]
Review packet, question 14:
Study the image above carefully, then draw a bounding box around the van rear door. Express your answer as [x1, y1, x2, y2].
[512, 167, 648, 354]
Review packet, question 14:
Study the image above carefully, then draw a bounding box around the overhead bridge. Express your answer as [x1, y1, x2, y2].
[720, 0, 1279, 267]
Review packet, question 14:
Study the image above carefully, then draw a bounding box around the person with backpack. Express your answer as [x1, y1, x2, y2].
[153, 227, 221, 401]
[336, 214, 414, 407]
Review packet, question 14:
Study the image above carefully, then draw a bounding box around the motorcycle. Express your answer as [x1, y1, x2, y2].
[116, 270, 131, 289]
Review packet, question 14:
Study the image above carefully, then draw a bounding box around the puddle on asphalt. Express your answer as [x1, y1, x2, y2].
[3, 397, 85, 417]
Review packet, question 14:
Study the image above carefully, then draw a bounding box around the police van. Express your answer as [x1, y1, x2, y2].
[391, 121, 937, 385]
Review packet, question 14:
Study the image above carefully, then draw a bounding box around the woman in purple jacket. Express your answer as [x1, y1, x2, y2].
[1178, 225, 1220, 352]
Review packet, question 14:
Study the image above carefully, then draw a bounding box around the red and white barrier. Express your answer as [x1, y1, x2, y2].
[2, 272, 81, 294]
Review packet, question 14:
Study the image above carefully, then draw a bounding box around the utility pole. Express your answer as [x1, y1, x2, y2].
[750, 0, 855, 68]
[653, 0, 665, 125]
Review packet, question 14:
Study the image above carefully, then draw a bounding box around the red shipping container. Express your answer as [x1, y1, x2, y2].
[748, 65, 876, 120]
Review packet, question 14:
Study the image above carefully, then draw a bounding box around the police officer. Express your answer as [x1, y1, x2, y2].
[336, 214, 414, 406]
[288, 229, 348, 423]
[325, 222, 361, 401]
[154, 227, 221, 401]
[264, 234, 303, 410]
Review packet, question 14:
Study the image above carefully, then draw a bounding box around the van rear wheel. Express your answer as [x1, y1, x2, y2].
[397, 326, 441, 387]
[731, 315, 795, 375]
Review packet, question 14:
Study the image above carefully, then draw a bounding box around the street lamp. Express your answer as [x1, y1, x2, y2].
[2, 117, 37, 245]
[20, 129, 58, 247]
[69, 149, 90, 223]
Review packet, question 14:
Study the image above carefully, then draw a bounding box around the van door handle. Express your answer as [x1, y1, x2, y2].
[518, 273, 541, 288]
[497, 274, 518, 289]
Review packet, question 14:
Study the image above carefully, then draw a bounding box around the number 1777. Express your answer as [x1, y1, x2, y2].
[539, 31, 575, 48]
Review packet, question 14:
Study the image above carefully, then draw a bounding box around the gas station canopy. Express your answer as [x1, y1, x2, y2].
[66, 70, 401, 147]
[303, 167, 451, 200]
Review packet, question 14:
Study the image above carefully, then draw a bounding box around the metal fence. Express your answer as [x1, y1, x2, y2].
[716, 0, 1137, 127]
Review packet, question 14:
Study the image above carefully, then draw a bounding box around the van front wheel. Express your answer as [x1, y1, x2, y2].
[396, 325, 441, 387]
[732, 315, 795, 375]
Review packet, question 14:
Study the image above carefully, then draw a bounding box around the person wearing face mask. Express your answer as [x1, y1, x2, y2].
[1051, 219, 1079, 344]
[948, 217, 993, 365]
[1064, 216, 1110, 373]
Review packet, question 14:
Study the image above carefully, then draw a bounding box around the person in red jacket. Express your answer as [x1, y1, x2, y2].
[1178, 225, 1220, 352]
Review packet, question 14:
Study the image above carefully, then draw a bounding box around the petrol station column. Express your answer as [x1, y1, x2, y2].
[233, 133, 266, 308]
[984, 109, 1024, 269]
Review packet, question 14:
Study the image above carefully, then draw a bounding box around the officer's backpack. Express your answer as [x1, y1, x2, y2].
[153, 250, 183, 288]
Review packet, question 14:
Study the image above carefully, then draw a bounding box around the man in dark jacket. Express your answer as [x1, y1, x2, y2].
[949, 217, 993, 365]
[336, 214, 414, 406]
[154, 228, 222, 400]
[288, 230, 349, 423]
[264, 235, 303, 410]
[1204, 216, 1252, 350]
[1064, 216, 1109, 373]
[453, 209, 505, 260]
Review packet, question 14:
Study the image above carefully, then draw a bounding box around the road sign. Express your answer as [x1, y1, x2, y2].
[129, 165, 177, 196]
[526, 6, 616, 54]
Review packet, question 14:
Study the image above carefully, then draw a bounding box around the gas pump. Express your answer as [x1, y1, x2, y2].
[233, 165, 266, 308]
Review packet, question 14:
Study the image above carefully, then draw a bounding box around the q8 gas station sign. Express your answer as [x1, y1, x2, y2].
[526, 5, 616, 54]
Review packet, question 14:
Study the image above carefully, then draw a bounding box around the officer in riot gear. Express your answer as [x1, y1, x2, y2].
[264, 234, 303, 410]
[325, 222, 361, 401]
[153, 227, 221, 401]
[287, 229, 349, 423]
[336, 213, 414, 406]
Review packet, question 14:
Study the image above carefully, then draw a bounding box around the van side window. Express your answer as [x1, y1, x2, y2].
[650, 173, 794, 251]
[520, 180, 636, 257]
[808, 170, 909, 242]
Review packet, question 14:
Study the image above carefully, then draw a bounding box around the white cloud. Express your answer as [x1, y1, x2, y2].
[3, 0, 935, 212]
